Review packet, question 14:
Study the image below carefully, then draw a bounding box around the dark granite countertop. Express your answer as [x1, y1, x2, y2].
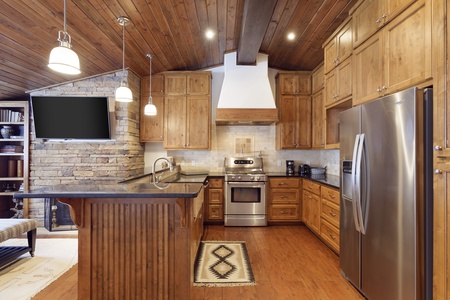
[13, 180, 205, 199]
[267, 172, 340, 189]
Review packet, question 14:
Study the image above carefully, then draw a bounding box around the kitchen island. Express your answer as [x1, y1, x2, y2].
[14, 180, 206, 300]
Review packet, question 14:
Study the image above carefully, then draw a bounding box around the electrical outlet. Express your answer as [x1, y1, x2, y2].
[191, 160, 196, 166]
[277, 160, 282, 167]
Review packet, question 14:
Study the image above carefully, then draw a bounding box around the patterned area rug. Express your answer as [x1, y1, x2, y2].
[194, 241, 255, 287]
[0, 238, 78, 300]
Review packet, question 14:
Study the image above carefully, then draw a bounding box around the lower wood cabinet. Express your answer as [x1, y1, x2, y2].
[268, 177, 302, 223]
[320, 185, 340, 253]
[302, 179, 321, 234]
[204, 177, 224, 223]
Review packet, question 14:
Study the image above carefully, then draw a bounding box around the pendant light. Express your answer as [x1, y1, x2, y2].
[144, 54, 157, 116]
[48, 0, 81, 75]
[115, 16, 133, 103]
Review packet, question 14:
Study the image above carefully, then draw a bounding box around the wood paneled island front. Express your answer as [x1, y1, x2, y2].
[14, 180, 206, 300]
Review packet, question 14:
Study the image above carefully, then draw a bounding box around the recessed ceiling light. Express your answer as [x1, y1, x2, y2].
[287, 32, 296, 41]
[205, 29, 215, 39]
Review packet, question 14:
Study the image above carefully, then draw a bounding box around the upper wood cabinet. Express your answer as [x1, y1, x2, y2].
[312, 90, 324, 149]
[323, 18, 353, 74]
[324, 57, 352, 107]
[353, 0, 431, 106]
[140, 74, 165, 142]
[351, 0, 418, 48]
[163, 72, 211, 150]
[278, 72, 311, 95]
[312, 63, 324, 94]
[276, 72, 312, 150]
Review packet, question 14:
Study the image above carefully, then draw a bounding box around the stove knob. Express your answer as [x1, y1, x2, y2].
[254, 177, 260, 181]
[237, 176, 242, 180]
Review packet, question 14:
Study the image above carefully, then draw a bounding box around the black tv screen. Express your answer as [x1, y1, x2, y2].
[31, 96, 112, 140]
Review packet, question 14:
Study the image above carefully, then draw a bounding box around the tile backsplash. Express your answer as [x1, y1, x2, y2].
[145, 124, 340, 176]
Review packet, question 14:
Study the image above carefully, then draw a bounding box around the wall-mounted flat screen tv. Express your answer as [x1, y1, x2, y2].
[30, 96, 112, 140]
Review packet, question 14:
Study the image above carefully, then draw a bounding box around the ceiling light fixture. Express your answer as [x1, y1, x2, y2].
[115, 16, 133, 103]
[48, 0, 81, 75]
[205, 29, 215, 39]
[144, 54, 157, 116]
[287, 32, 296, 41]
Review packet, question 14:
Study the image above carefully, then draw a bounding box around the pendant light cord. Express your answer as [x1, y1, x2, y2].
[122, 23, 125, 73]
[63, 0, 67, 33]
[149, 55, 152, 103]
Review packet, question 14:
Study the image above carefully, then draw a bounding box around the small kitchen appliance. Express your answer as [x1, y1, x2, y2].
[286, 160, 295, 175]
[224, 157, 267, 226]
[299, 164, 311, 175]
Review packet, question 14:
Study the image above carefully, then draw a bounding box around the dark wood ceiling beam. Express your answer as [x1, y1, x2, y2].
[237, 0, 277, 65]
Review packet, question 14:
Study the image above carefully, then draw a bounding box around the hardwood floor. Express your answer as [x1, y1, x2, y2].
[32, 225, 363, 300]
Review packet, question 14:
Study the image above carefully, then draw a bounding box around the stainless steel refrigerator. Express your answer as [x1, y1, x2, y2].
[339, 87, 433, 300]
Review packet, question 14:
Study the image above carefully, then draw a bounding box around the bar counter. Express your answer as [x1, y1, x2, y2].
[14, 179, 207, 300]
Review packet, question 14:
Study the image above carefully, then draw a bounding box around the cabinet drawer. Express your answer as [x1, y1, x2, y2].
[322, 185, 339, 204]
[321, 219, 339, 252]
[303, 179, 321, 195]
[321, 199, 340, 228]
[208, 189, 223, 204]
[270, 177, 300, 188]
[208, 178, 223, 188]
[269, 205, 301, 221]
[271, 190, 299, 204]
[207, 205, 223, 221]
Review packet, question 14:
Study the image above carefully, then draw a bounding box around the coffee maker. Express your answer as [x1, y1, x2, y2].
[286, 160, 295, 175]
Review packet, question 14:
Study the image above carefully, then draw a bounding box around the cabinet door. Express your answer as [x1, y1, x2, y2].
[164, 96, 186, 149]
[187, 74, 210, 95]
[186, 95, 210, 149]
[325, 69, 337, 106]
[140, 95, 164, 142]
[312, 64, 324, 94]
[278, 74, 311, 95]
[352, 0, 383, 48]
[384, 0, 417, 23]
[277, 95, 297, 149]
[353, 34, 384, 106]
[324, 37, 338, 74]
[337, 20, 353, 64]
[165, 74, 187, 95]
[296, 96, 312, 149]
[337, 57, 352, 101]
[310, 192, 321, 234]
[383, 0, 431, 94]
[312, 90, 324, 149]
[302, 190, 311, 225]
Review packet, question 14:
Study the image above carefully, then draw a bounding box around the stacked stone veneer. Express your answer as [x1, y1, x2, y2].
[28, 70, 144, 225]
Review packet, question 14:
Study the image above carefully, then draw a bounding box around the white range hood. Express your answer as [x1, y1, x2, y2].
[215, 52, 278, 125]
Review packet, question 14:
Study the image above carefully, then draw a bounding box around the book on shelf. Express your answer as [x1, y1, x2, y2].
[0, 145, 23, 153]
[0, 109, 24, 122]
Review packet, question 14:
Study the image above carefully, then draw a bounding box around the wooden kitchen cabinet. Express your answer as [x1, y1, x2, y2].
[163, 72, 211, 150]
[323, 17, 353, 75]
[140, 74, 164, 142]
[268, 177, 302, 223]
[351, 0, 418, 48]
[0, 101, 29, 218]
[276, 71, 312, 150]
[353, 0, 431, 106]
[324, 57, 352, 107]
[320, 185, 340, 253]
[311, 64, 325, 149]
[302, 179, 321, 234]
[278, 72, 311, 95]
[204, 177, 224, 223]
[312, 63, 324, 94]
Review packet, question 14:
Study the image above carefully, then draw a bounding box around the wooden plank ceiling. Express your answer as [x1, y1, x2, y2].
[0, 0, 357, 100]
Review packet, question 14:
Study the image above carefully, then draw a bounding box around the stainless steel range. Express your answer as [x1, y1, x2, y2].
[224, 157, 267, 226]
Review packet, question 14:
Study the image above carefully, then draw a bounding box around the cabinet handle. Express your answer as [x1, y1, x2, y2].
[381, 14, 387, 19]
[328, 192, 335, 199]
[376, 88, 381, 93]
[434, 169, 443, 174]
[307, 195, 312, 199]
[381, 86, 387, 90]
[329, 211, 336, 217]
[376, 18, 381, 23]
[435, 145, 443, 151]
[329, 233, 336, 240]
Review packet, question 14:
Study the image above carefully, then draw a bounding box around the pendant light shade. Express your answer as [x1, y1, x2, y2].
[48, 0, 81, 75]
[144, 54, 157, 116]
[115, 16, 133, 103]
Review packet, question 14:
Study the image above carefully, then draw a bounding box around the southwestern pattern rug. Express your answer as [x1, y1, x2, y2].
[194, 241, 255, 287]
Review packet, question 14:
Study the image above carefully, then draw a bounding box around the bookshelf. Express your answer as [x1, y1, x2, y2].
[0, 101, 29, 218]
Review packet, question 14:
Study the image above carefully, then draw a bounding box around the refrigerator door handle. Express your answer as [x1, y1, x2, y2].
[351, 134, 361, 232]
[355, 133, 366, 235]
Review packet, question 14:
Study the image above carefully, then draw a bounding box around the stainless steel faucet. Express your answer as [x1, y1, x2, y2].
[152, 157, 174, 183]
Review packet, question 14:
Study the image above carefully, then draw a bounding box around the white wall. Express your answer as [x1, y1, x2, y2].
[144, 65, 340, 175]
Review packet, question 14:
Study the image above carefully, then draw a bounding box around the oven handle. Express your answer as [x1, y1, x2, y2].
[226, 181, 266, 188]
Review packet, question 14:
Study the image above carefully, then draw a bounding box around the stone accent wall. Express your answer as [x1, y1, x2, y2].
[28, 69, 144, 225]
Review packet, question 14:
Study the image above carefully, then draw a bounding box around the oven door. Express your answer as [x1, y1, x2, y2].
[225, 181, 266, 215]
